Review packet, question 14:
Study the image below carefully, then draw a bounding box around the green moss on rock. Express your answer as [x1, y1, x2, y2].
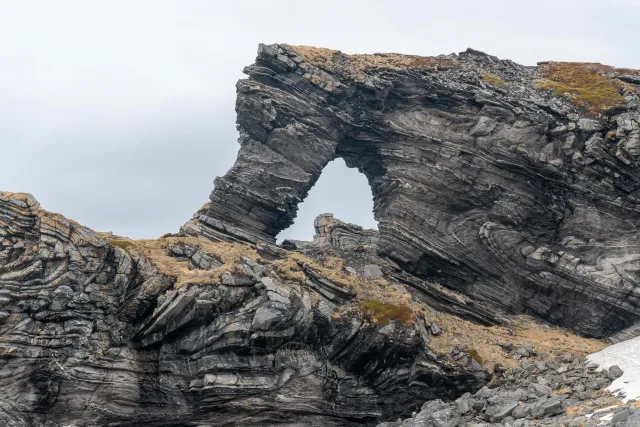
[358, 299, 413, 325]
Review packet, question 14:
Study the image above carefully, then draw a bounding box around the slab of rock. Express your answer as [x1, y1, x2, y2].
[364, 264, 383, 280]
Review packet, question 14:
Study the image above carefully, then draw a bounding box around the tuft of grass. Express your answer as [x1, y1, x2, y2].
[537, 62, 626, 114]
[358, 299, 413, 325]
[109, 237, 259, 288]
[110, 239, 138, 251]
[271, 253, 416, 309]
[565, 406, 584, 416]
[468, 348, 484, 364]
[482, 74, 505, 86]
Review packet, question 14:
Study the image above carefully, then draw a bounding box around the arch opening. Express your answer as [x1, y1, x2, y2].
[276, 158, 377, 243]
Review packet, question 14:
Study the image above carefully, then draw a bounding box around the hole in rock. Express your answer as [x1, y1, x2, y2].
[276, 158, 377, 243]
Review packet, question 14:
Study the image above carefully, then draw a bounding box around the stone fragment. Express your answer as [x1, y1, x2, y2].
[430, 323, 443, 336]
[363, 264, 383, 279]
[609, 365, 624, 379]
[611, 407, 631, 424]
[489, 401, 518, 422]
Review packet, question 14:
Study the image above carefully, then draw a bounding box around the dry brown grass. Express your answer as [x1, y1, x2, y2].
[566, 405, 584, 416]
[537, 62, 627, 114]
[109, 237, 260, 287]
[288, 45, 456, 80]
[110, 236, 419, 324]
[557, 386, 572, 395]
[108, 237, 417, 311]
[483, 74, 505, 85]
[271, 253, 416, 309]
[271, 252, 604, 367]
[616, 67, 640, 76]
[359, 300, 413, 325]
[425, 311, 606, 369]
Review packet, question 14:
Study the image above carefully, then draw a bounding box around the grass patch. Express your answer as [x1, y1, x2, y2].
[271, 252, 417, 309]
[426, 311, 607, 369]
[108, 237, 418, 312]
[537, 62, 626, 114]
[358, 299, 413, 325]
[566, 405, 584, 416]
[482, 74, 505, 85]
[288, 45, 456, 84]
[108, 237, 259, 287]
[469, 348, 484, 364]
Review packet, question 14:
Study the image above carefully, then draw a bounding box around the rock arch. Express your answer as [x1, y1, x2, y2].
[275, 157, 377, 242]
[182, 44, 640, 338]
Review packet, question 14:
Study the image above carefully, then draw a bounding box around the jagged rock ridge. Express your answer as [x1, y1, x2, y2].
[184, 43, 640, 339]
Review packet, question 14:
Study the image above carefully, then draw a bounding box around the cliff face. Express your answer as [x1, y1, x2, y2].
[1, 44, 639, 426]
[0, 193, 497, 426]
[185, 44, 640, 339]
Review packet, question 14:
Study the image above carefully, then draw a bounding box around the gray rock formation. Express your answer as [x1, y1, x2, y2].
[184, 43, 640, 338]
[0, 192, 488, 426]
[3, 43, 640, 426]
[375, 356, 636, 426]
[311, 213, 378, 252]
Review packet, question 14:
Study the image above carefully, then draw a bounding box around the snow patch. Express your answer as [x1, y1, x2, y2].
[588, 336, 640, 402]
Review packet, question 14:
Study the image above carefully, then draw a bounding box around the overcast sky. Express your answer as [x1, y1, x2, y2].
[2, 1, 639, 241]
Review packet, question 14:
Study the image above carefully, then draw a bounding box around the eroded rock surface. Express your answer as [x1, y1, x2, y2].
[0, 193, 490, 426]
[185, 44, 640, 338]
[3, 43, 640, 426]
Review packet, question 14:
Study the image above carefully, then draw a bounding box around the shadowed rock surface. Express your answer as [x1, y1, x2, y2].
[184, 43, 640, 339]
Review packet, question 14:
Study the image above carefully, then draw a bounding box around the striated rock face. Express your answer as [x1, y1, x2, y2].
[3, 43, 639, 426]
[185, 43, 640, 338]
[310, 214, 378, 251]
[0, 193, 490, 426]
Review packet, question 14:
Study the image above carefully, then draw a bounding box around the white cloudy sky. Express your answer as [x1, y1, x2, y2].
[2, 0, 639, 240]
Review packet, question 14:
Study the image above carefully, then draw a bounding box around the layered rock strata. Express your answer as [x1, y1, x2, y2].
[3, 42, 640, 426]
[185, 44, 640, 338]
[0, 193, 491, 426]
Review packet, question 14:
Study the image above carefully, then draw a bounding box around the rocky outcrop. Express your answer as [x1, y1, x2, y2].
[3, 43, 640, 426]
[0, 193, 491, 426]
[284, 213, 506, 327]
[376, 357, 635, 426]
[185, 44, 640, 339]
